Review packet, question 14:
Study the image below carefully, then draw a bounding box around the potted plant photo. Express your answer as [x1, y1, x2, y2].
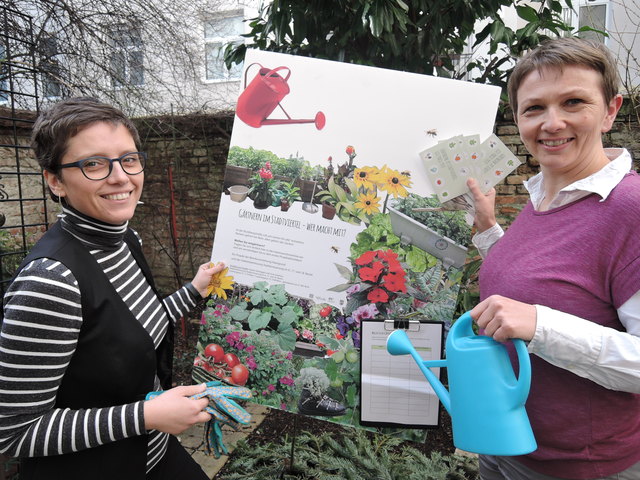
[387, 194, 470, 268]
[321, 199, 337, 220]
[279, 181, 301, 212]
[249, 162, 276, 209]
[316, 176, 368, 224]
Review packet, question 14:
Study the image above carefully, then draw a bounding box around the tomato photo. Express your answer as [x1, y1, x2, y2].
[193, 355, 205, 367]
[231, 364, 249, 386]
[224, 353, 240, 368]
[319, 306, 332, 317]
[202, 362, 214, 373]
[204, 343, 225, 363]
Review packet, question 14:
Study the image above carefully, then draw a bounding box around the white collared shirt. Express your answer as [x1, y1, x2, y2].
[472, 148, 640, 393]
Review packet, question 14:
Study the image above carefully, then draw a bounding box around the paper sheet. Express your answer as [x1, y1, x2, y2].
[360, 320, 444, 427]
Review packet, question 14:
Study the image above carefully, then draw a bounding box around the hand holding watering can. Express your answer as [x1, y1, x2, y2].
[386, 311, 537, 456]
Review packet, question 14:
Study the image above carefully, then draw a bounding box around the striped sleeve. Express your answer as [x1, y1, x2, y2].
[0, 259, 145, 457]
[129, 229, 199, 326]
[161, 284, 200, 325]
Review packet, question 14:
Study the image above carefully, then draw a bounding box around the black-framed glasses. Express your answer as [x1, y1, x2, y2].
[57, 152, 146, 180]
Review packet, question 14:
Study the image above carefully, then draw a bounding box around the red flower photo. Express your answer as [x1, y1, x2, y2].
[354, 249, 407, 306]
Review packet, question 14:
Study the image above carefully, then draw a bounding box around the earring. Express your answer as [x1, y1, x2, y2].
[56, 193, 66, 219]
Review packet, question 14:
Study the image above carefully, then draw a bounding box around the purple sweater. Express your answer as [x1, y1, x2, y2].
[479, 172, 640, 479]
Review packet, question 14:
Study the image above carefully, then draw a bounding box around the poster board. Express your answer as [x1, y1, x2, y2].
[195, 49, 500, 439]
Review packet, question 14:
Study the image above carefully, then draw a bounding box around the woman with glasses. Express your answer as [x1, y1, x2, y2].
[0, 97, 222, 479]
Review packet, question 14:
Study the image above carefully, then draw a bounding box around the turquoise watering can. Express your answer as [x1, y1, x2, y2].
[386, 311, 537, 455]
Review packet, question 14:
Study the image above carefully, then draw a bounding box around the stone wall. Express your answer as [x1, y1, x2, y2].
[0, 107, 49, 282]
[2, 104, 638, 294]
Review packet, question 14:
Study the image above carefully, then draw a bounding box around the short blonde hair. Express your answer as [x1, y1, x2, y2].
[508, 37, 620, 118]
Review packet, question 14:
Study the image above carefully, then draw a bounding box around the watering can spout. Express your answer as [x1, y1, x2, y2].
[386, 329, 451, 414]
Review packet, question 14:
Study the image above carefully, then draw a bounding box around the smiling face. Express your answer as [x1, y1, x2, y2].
[44, 121, 143, 225]
[515, 65, 622, 182]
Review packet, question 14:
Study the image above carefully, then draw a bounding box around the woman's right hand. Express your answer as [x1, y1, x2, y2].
[143, 384, 211, 435]
[466, 178, 497, 233]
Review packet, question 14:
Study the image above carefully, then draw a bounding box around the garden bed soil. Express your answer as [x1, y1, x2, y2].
[174, 316, 456, 474]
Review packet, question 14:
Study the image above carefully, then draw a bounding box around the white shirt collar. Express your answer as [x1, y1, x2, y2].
[523, 148, 633, 210]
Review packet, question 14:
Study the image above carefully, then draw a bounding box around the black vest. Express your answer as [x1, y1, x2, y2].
[15, 222, 174, 480]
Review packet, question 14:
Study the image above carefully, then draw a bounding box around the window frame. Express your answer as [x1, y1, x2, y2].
[39, 32, 64, 99]
[110, 24, 145, 89]
[203, 10, 244, 83]
[564, 0, 610, 44]
[0, 44, 7, 104]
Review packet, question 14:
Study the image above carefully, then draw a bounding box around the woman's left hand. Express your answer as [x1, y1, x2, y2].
[466, 178, 497, 233]
[470, 295, 537, 342]
[191, 261, 226, 298]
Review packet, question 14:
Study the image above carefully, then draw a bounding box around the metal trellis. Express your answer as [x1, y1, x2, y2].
[0, 6, 47, 296]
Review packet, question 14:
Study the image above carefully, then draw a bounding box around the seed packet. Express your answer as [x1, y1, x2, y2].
[420, 133, 520, 203]
[473, 134, 521, 192]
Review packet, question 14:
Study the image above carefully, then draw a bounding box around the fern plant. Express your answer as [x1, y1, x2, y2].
[218, 429, 479, 479]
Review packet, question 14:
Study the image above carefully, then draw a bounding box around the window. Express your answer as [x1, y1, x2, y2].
[40, 33, 64, 98]
[110, 25, 144, 87]
[204, 12, 244, 81]
[563, 0, 609, 43]
[578, 2, 607, 43]
[0, 44, 7, 103]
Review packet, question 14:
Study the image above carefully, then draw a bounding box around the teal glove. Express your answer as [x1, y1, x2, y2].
[146, 381, 252, 458]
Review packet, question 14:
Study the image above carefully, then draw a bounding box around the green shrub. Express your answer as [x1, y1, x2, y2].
[0, 230, 31, 283]
[227, 146, 316, 180]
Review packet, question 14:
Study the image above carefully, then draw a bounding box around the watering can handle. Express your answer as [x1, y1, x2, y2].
[243, 62, 263, 89]
[457, 311, 531, 406]
[243, 63, 292, 89]
[264, 66, 291, 82]
[512, 338, 532, 406]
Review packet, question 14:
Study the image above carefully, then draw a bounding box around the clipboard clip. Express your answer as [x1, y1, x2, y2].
[384, 319, 421, 332]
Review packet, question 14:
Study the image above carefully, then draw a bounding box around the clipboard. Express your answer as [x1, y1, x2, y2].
[359, 318, 445, 429]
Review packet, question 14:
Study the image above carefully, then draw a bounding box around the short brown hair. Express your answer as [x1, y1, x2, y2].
[507, 37, 620, 119]
[31, 97, 140, 173]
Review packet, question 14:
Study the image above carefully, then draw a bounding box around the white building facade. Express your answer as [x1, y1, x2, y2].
[1, 0, 638, 116]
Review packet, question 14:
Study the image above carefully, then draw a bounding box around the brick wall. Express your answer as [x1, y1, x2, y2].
[128, 113, 234, 294]
[493, 102, 640, 227]
[2, 105, 638, 294]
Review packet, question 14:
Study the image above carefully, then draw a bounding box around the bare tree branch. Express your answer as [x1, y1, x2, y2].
[3, 0, 239, 116]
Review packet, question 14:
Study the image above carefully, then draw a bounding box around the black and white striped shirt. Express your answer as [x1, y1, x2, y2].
[0, 207, 200, 472]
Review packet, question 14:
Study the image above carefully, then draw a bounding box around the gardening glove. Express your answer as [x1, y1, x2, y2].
[146, 381, 252, 458]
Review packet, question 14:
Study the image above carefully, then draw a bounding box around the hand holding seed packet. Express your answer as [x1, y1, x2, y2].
[420, 134, 522, 204]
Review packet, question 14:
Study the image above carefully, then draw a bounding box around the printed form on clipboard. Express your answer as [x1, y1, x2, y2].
[360, 319, 444, 428]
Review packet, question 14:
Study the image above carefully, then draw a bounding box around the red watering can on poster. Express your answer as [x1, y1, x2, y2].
[236, 63, 326, 130]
